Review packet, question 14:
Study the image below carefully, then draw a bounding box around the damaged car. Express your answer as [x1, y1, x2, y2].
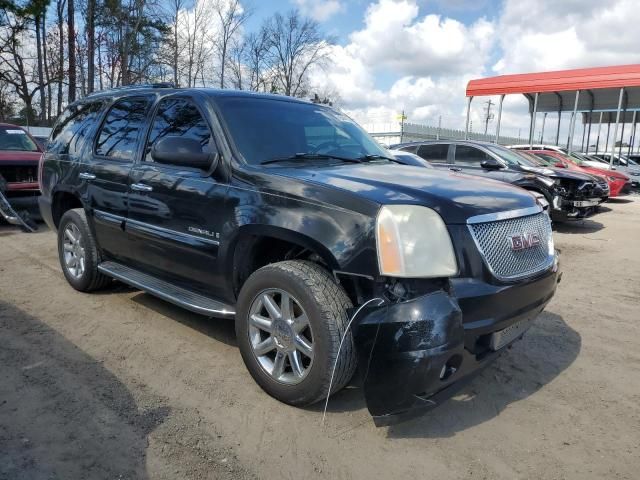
[392, 140, 607, 221]
[39, 86, 561, 426]
[0, 123, 42, 231]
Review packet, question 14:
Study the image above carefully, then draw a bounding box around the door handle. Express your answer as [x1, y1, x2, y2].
[79, 172, 96, 180]
[131, 183, 153, 192]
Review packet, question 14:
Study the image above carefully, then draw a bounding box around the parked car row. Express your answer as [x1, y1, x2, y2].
[4, 85, 565, 427]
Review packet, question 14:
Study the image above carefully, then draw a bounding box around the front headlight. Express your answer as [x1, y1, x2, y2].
[376, 205, 458, 277]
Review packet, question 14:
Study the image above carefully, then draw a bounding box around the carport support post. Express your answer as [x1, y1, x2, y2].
[609, 87, 625, 168]
[494, 94, 505, 144]
[528, 92, 538, 148]
[567, 90, 580, 154]
[540, 112, 547, 142]
[465, 96, 473, 140]
[629, 111, 637, 156]
[595, 112, 603, 154]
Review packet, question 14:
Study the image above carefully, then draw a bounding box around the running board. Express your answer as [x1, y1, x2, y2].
[98, 261, 235, 317]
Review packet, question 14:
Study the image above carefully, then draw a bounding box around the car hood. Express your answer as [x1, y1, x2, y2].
[526, 166, 597, 182]
[0, 150, 42, 163]
[276, 163, 537, 225]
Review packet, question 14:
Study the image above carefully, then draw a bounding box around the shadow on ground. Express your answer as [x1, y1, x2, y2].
[312, 312, 580, 438]
[554, 219, 604, 234]
[0, 301, 169, 480]
[131, 292, 237, 347]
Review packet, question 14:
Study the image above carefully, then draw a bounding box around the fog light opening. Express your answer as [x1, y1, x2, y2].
[439, 354, 463, 381]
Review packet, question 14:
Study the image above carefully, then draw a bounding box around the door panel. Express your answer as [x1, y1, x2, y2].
[87, 96, 154, 262]
[125, 96, 228, 297]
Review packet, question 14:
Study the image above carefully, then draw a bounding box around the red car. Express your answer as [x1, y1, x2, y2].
[528, 149, 631, 197]
[0, 123, 43, 228]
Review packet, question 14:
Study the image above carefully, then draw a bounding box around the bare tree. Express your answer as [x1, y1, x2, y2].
[244, 28, 268, 92]
[56, 0, 65, 115]
[213, 0, 251, 88]
[67, 0, 75, 101]
[263, 9, 331, 98]
[86, 0, 94, 92]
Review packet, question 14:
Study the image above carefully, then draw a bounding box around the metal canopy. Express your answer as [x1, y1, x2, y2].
[464, 64, 640, 158]
[466, 64, 640, 99]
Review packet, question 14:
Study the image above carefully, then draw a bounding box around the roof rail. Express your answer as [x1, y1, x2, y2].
[85, 82, 176, 98]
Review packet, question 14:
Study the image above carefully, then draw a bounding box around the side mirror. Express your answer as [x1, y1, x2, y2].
[151, 136, 217, 170]
[480, 158, 503, 170]
[554, 162, 567, 168]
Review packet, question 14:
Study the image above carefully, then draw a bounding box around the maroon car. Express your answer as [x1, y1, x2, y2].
[0, 123, 42, 230]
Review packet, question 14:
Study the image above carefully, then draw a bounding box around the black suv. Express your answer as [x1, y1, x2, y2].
[39, 86, 561, 426]
[391, 140, 607, 221]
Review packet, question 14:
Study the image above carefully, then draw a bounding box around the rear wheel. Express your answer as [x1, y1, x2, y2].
[236, 260, 357, 406]
[57, 208, 111, 292]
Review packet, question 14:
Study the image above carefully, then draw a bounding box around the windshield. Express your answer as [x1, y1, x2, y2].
[516, 150, 550, 167]
[216, 97, 388, 165]
[485, 144, 537, 167]
[0, 126, 39, 152]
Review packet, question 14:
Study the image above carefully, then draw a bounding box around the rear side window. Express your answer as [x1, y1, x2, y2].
[145, 98, 213, 162]
[417, 144, 449, 163]
[454, 145, 491, 166]
[399, 145, 418, 154]
[95, 97, 153, 160]
[48, 101, 105, 155]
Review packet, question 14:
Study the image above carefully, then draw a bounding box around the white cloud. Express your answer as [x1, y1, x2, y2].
[294, 0, 344, 22]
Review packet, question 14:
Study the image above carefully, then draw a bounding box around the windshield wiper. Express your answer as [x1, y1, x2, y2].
[261, 153, 364, 165]
[359, 154, 400, 163]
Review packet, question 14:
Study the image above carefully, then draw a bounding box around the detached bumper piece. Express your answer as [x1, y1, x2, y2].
[0, 183, 37, 232]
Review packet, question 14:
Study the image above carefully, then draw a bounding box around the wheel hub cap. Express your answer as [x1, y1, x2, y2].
[62, 223, 85, 279]
[248, 289, 314, 385]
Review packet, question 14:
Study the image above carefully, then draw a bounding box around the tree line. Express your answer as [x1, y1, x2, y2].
[0, 0, 336, 126]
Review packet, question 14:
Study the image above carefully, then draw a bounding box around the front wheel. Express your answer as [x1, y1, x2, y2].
[236, 260, 357, 406]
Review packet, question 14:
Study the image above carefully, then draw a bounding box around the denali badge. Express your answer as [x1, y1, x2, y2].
[508, 232, 541, 251]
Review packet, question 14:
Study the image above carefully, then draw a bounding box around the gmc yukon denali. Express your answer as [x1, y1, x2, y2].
[39, 86, 561, 426]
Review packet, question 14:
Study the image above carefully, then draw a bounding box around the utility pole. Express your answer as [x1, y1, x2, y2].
[397, 110, 407, 143]
[483, 99, 495, 136]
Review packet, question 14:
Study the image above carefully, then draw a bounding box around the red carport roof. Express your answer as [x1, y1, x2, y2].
[466, 64, 640, 97]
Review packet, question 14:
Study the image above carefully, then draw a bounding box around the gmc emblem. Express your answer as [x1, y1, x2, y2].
[508, 232, 541, 251]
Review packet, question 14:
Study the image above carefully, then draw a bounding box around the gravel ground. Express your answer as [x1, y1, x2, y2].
[1, 197, 639, 480]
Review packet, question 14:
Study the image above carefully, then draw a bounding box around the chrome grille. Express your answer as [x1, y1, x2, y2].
[469, 212, 553, 280]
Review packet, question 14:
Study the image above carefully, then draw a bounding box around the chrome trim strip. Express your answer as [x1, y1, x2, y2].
[126, 218, 220, 246]
[94, 210, 124, 226]
[93, 209, 220, 246]
[466, 205, 542, 224]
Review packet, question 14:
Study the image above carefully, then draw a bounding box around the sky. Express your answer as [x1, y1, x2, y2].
[244, 0, 640, 142]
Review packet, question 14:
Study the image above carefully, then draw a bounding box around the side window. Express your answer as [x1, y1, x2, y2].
[454, 145, 491, 166]
[417, 144, 449, 163]
[95, 97, 153, 161]
[400, 145, 418, 154]
[145, 98, 213, 162]
[48, 101, 105, 155]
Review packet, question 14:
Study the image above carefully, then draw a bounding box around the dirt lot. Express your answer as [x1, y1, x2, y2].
[1, 197, 640, 480]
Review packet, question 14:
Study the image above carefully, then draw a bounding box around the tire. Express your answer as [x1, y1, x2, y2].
[57, 208, 111, 292]
[236, 260, 357, 407]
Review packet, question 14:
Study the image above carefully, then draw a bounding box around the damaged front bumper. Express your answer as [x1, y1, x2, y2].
[354, 260, 561, 427]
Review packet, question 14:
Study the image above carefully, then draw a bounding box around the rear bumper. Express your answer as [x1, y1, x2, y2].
[355, 255, 561, 427]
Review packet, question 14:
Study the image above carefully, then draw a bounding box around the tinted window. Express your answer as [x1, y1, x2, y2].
[146, 98, 213, 162]
[535, 153, 560, 165]
[0, 126, 39, 152]
[417, 144, 449, 162]
[49, 101, 105, 155]
[454, 145, 491, 166]
[95, 97, 152, 160]
[399, 145, 418, 154]
[215, 97, 387, 165]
